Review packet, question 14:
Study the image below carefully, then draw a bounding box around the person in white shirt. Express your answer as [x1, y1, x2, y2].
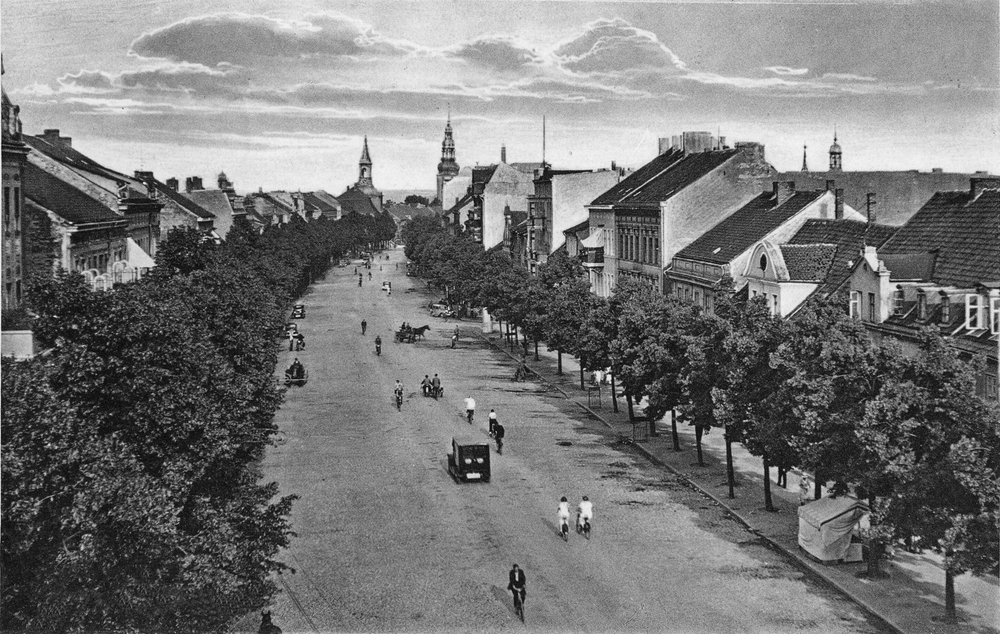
[488, 409, 498, 436]
[558, 496, 571, 538]
[577, 496, 593, 532]
[464, 396, 476, 424]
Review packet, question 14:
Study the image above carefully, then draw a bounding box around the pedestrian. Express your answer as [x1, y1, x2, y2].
[395, 263, 398, 270]
[431, 373, 441, 397]
[354, 267, 358, 274]
[361, 319, 367, 335]
[288, 328, 296, 351]
[358, 276, 362, 287]
[488, 409, 498, 436]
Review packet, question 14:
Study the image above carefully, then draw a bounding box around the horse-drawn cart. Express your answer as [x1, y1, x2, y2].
[394, 324, 430, 343]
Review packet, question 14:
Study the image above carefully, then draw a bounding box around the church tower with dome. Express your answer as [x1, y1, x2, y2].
[436, 113, 460, 206]
[829, 131, 842, 172]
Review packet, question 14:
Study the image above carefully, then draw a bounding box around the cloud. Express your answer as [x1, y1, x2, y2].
[443, 36, 542, 72]
[56, 64, 239, 96]
[128, 12, 414, 66]
[552, 18, 685, 76]
[821, 72, 878, 82]
[765, 66, 809, 76]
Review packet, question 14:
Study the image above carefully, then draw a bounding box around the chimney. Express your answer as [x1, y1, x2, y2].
[718, 136, 726, 149]
[970, 177, 1000, 198]
[772, 181, 795, 206]
[866, 192, 877, 223]
[931, 168, 943, 174]
[501, 143, 506, 163]
[835, 188, 844, 219]
[825, 179, 836, 192]
[611, 160, 617, 171]
[134, 170, 157, 198]
[40, 128, 72, 148]
[165, 177, 179, 192]
[184, 176, 204, 192]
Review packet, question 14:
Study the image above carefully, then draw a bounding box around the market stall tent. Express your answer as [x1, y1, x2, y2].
[798, 496, 869, 563]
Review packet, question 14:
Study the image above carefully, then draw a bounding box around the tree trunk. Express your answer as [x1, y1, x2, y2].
[695, 425, 705, 466]
[611, 374, 619, 413]
[557, 350, 563, 374]
[762, 452, 773, 510]
[864, 492, 886, 578]
[944, 560, 957, 621]
[649, 413, 657, 437]
[534, 339, 539, 361]
[814, 472, 822, 500]
[670, 409, 681, 451]
[579, 357, 586, 390]
[626, 393, 635, 423]
[725, 431, 736, 499]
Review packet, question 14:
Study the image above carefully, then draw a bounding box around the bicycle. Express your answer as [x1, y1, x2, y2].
[559, 517, 570, 541]
[395, 391, 403, 411]
[577, 514, 591, 539]
[512, 587, 525, 622]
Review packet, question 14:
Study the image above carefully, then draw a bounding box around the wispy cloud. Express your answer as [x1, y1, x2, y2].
[765, 66, 809, 76]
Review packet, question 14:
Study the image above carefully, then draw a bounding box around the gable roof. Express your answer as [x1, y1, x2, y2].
[590, 149, 737, 207]
[787, 219, 898, 297]
[877, 189, 1000, 287]
[879, 252, 937, 282]
[301, 191, 338, 215]
[23, 162, 125, 226]
[676, 190, 827, 264]
[24, 135, 126, 182]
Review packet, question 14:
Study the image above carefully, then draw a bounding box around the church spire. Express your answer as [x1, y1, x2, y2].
[829, 128, 842, 172]
[360, 135, 372, 166]
[436, 110, 460, 205]
[801, 144, 809, 172]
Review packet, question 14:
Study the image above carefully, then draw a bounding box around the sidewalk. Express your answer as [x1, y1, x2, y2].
[480, 330, 1000, 634]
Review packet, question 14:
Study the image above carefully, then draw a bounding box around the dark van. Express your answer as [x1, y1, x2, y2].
[447, 437, 490, 483]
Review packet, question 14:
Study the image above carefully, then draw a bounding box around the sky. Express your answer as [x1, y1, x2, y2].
[2, 0, 998, 194]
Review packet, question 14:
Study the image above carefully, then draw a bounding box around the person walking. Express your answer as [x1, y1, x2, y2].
[361, 319, 367, 335]
[488, 409, 498, 436]
[288, 328, 296, 351]
[431, 373, 441, 398]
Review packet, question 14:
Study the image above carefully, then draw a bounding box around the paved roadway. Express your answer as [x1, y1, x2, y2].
[242, 248, 889, 634]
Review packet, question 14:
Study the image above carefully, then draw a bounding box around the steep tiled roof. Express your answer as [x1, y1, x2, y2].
[23, 162, 124, 225]
[590, 149, 736, 206]
[301, 192, 338, 215]
[676, 190, 826, 264]
[183, 190, 232, 220]
[447, 192, 473, 214]
[779, 244, 837, 281]
[564, 219, 589, 238]
[159, 184, 215, 220]
[877, 189, 1000, 287]
[787, 219, 898, 297]
[338, 186, 380, 216]
[24, 135, 126, 181]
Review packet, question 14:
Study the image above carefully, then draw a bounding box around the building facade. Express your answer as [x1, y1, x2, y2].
[2, 75, 28, 311]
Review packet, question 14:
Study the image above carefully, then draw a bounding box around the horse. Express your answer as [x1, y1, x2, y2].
[411, 324, 431, 340]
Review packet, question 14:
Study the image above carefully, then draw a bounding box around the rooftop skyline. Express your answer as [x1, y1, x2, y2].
[2, 0, 997, 192]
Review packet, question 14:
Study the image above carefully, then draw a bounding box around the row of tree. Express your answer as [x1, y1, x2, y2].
[2, 212, 390, 632]
[402, 216, 999, 620]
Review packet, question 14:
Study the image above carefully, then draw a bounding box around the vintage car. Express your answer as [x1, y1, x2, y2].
[291, 304, 306, 319]
[382, 281, 391, 292]
[447, 437, 491, 483]
[285, 322, 298, 335]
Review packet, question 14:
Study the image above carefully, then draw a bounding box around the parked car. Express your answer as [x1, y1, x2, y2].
[447, 437, 491, 483]
[291, 304, 305, 319]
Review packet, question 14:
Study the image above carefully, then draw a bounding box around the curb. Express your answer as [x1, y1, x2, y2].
[480, 333, 906, 634]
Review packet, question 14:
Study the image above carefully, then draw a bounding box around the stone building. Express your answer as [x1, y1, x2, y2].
[2, 68, 28, 311]
[584, 143, 776, 296]
[341, 136, 383, 213]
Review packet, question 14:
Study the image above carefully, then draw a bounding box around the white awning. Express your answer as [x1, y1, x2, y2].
[126, 237, 156, 268]
[580, 231, 605, 249]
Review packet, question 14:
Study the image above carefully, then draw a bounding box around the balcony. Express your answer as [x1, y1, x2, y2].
[581, 247, 604, 268]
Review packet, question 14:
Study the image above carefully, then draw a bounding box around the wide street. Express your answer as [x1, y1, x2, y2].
[241, 248, 889, 634]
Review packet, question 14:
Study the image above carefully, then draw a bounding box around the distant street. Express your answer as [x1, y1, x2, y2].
[239, 248, 889, 634]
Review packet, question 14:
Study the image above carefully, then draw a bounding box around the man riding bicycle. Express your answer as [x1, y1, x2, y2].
[507, 564, 526, 613]
[558, 496, 571, 539]
[394, 380, 404, 409]
[464, 396, 476, 424]
[577, 496, 593, 532]
[421, 374, 432, 396]
[374, 335, 382, 355]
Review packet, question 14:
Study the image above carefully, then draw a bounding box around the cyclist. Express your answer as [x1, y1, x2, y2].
[394, 380, 404, 410]
[374, 335, 382, 356]
[488, 409, 498, 436]
[507, 564, 526, 616]
[577, 496, 593, 533]
[464, 396, 476, 425]
[421, 374, 432, 396]
[558, 496, 571, 540]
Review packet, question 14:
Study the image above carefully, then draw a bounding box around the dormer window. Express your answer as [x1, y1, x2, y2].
[917, 290, 927, 320]
[939, 292, 950, 324]
[893, 286, 904, 315]
[965, 293, 982, 329]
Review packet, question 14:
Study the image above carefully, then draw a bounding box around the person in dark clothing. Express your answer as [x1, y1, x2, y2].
[361, 320, 367, 335]
[507, 564, 526, 606]
[431, 373, 441, 398]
